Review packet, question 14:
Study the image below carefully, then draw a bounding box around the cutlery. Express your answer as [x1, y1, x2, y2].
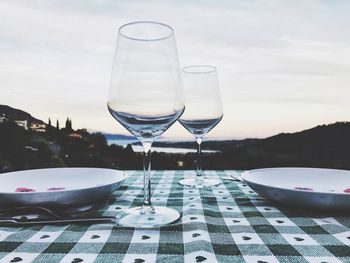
[0, 206, 62, 218]
[222, 175, 244, 182]
[0, 201, 117, 226]
[0, 215, 117, 226]
[231, 174, 244, 182]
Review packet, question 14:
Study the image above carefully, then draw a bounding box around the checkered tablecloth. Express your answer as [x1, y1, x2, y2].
[0, 170, 350, 263]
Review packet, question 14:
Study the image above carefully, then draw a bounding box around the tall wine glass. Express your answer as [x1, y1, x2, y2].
[179, 65, 223, 187]
[108, 21, 185, 227]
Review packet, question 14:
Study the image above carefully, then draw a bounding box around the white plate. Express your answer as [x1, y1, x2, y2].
[0, 168, 128, 207]
[241, 167, 350, 210]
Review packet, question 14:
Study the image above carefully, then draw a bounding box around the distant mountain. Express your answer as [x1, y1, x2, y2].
[0, 105, 45, 124]
[210, 122, 350, 170]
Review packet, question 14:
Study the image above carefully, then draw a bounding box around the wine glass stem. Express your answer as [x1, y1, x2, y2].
[196, 136, 203, 180]
[141, 140, 154, 213]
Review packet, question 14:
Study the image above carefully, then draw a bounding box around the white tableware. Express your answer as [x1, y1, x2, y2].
[241, 167, 350, 210]
[0, 168, 127, 207]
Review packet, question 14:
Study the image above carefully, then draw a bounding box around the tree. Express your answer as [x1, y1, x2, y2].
[65, 117, 70, 130]
[46, 118, 52, 138]
[65, 117, 72, 130]
[56, 119, 60, 133]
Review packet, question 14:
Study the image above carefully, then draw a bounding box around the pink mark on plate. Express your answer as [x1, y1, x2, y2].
[15, 187, 35, 192]
[344, 188, 350, 193]
[47, 187, 65, 191]
[294, 187, 313, 191]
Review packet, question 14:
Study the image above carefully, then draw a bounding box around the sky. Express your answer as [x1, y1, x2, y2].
[1, 0, 350, 139]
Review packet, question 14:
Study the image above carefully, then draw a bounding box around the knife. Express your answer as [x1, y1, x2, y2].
[0, 215, 117, 226]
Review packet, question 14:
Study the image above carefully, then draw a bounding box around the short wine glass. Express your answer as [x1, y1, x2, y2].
[108, 21, 185, 227]
[178, 65, 223, 187]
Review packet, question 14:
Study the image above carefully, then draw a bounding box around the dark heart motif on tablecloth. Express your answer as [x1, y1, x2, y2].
[276, 220, 284, 224]
[134, 259, 145, 263]
[90, 235, 100, 239]
[40, 234, 50, 239]
[294, 237, 304, 241]
[10, 257, 22, 262]
[192, 233, 201, 238]
[195, 255, 207, 262]
[190, 216, 197, 220]
[71, 258, 83, 263]
[242, 236, 252, 241]
[141, 235, 150, 240]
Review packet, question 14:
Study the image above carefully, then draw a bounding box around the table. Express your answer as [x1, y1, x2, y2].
[0, 170, 350, 263]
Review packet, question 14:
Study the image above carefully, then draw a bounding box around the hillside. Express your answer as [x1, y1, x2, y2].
[212, 122, 350, 170]
[0, 105, 45, 124]
[2, 104, 350, 171]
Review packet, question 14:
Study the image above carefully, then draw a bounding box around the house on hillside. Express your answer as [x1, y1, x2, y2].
[68, 133, 84, 139]
[29, 121, 46, 132]
[14, 120, 28, 130]
[0, 115, 7, 123]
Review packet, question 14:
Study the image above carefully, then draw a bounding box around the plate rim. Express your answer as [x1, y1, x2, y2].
[0, 167, 128, 195]
[241, 167, 350, 196]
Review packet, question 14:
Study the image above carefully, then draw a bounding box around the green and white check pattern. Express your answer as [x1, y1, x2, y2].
[0, 170, 350, 263]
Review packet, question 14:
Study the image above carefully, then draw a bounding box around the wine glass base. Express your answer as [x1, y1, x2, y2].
[179, 178, 221, 187]
[116, 206, 180, 228]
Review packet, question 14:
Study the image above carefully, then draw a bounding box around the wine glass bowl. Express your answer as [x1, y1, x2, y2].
[178, 65, 223, 187]
[108, 21, 184, 227]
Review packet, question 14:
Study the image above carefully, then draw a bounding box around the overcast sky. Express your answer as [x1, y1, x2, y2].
[1, 0, 350, 139]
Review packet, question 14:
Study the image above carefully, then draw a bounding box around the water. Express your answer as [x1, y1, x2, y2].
[107, 139, 217, 153]
[108, 108, 184, 139]
[179, 117, 222, 136]
[131, 145, 217, 153]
